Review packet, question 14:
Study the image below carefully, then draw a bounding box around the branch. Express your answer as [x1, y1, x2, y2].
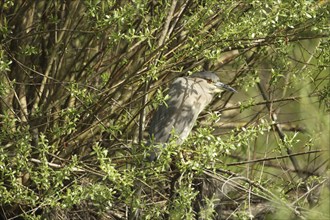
[158, 0, 178, 47]
[226, 150, 323, 166]
[205, 169, 306, 219]
[30, 158, 85, 172]
[256, 82, 303, 178]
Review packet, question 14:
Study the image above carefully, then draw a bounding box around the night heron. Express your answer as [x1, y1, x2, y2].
[147, 71, 236, 161]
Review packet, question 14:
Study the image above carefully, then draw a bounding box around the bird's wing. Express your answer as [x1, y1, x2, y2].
[148, 77, 201, 143]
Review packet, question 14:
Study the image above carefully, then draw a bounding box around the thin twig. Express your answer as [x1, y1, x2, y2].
[257, 82, 303, 178]
[30, 158, 85, 172]
[226, 150, 323, 166]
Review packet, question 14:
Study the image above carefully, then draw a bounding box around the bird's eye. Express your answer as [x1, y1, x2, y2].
[206, 79, 213, 83]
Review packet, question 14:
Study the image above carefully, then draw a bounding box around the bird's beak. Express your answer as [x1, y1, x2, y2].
[215, 82, 237, 93]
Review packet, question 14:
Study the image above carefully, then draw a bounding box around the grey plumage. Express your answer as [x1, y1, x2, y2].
[148, 71, 236, 161]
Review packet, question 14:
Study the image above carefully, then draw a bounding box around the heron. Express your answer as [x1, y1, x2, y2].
[147, 71, 236, 161]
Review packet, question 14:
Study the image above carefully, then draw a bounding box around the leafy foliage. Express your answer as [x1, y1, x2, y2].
[0, 0, 329, 219]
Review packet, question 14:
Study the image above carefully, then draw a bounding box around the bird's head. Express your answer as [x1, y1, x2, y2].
[189, 71, 237, 94]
